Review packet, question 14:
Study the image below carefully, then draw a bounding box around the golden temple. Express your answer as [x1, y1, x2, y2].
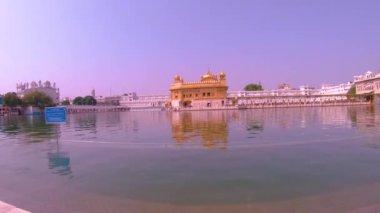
[170, 71, 228, 108]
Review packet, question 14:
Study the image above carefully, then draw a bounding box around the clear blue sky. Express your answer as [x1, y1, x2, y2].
[1, 0, 380, 98]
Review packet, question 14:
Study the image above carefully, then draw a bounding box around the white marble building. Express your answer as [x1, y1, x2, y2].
[354, 71, 376, 82]
[353, 71, 380, 95]
[95, 95, 121, 106]
[120, 93, 169, 110]
[319, 82, 353, 95]
[16, 81, 60, 104]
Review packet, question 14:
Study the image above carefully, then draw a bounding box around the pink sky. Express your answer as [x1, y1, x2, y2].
[1, 0, 380, 98]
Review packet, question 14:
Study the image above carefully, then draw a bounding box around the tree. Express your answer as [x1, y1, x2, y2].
[61, 100, 70, 105]
[83, 96, 97, 105]
[347, 85, 356, 97]
[3, 92, 22, 107]
[244, 83, 263, 91]
[73, 96, 97, 105]
[73, 96, 84, 105]
[22, 91, 54, 108]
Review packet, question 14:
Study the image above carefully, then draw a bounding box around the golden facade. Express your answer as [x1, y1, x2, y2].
[170, 71, 228, 108]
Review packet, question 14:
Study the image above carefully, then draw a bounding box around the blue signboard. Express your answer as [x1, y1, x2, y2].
[45, 107, 67, 124]
[0, 97, 3, 106]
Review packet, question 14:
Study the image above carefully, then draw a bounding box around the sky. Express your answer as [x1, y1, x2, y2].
[1, 0, 380, 98]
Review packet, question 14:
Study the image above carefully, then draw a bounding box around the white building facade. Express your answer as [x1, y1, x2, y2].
[120, 93, 169, 110]
[354, 71, 380, 95]
[16, 81, 60, 104]
[95, 96, 121, 106]
[319, 82, 353, 95]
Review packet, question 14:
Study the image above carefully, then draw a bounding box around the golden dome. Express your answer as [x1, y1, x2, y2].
[219, 72, 226, 80]
[174, 75, 183, 83]
[201, 71, 217, 81]
[202, 71, 212, 78]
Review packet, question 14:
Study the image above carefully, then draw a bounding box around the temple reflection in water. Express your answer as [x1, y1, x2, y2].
[171, 111, 228, 149]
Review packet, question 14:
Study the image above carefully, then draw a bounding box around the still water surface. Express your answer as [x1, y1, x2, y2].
[1, 106, 380, 212]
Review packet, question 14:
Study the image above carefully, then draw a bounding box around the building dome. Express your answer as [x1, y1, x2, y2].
[219, 72, 226, 80]
[44, 81, 51, 88]
[174, 75, 183, 83]
[31, 81, 38, 88]
[201, 71, 217, 81]
[365, 71, 374, 79]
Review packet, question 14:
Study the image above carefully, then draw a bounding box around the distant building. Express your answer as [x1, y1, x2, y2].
[95, 96, 105, 105]
[299, 85, 316, 95]
[120, 93, 169, 110]
[354, 71, 375, 82]
[276, 84, 316, 96]
[96, 95, 121, 106]
[16, 81, 60, 104]
[277, 83, 293, 90]
[228, 85, 318, 98]
[353, 71, 380, 95]
[170, 71, 228, 109]
[319, 82, 353, 95]
[121, 92, 138, 102]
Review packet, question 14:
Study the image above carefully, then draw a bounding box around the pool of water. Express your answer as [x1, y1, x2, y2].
[1, 106, 380, 212]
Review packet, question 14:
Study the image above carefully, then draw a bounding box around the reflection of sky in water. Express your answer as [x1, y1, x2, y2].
[1, 106, 380, 210]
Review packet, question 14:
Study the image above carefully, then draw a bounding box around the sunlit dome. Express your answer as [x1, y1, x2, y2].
[201, 71, 217, 81]
[174, 75, 182, 82]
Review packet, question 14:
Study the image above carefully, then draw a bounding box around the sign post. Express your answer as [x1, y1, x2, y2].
[45, 107, 70, 177]
[45, 106, 67, 149]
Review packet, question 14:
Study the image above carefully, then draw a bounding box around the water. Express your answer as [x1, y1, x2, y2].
[1, 106, 380, 212]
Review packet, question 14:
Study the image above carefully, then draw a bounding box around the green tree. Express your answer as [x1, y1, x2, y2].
[22, 91, 54, 108]
[244, 83, 263, 91]
[73, 96, 84, 105]
[83, 96, 97, 105]
[3, 92, 22, 107]
[61, 100, 70, 105]
[347, 85, 356, 97]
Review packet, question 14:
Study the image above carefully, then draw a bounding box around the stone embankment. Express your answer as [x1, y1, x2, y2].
[0, 107, 22, 116]
[66, 105, 129, 113]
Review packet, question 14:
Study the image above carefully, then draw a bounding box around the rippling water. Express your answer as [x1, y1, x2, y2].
[1, 106, 380, 212]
